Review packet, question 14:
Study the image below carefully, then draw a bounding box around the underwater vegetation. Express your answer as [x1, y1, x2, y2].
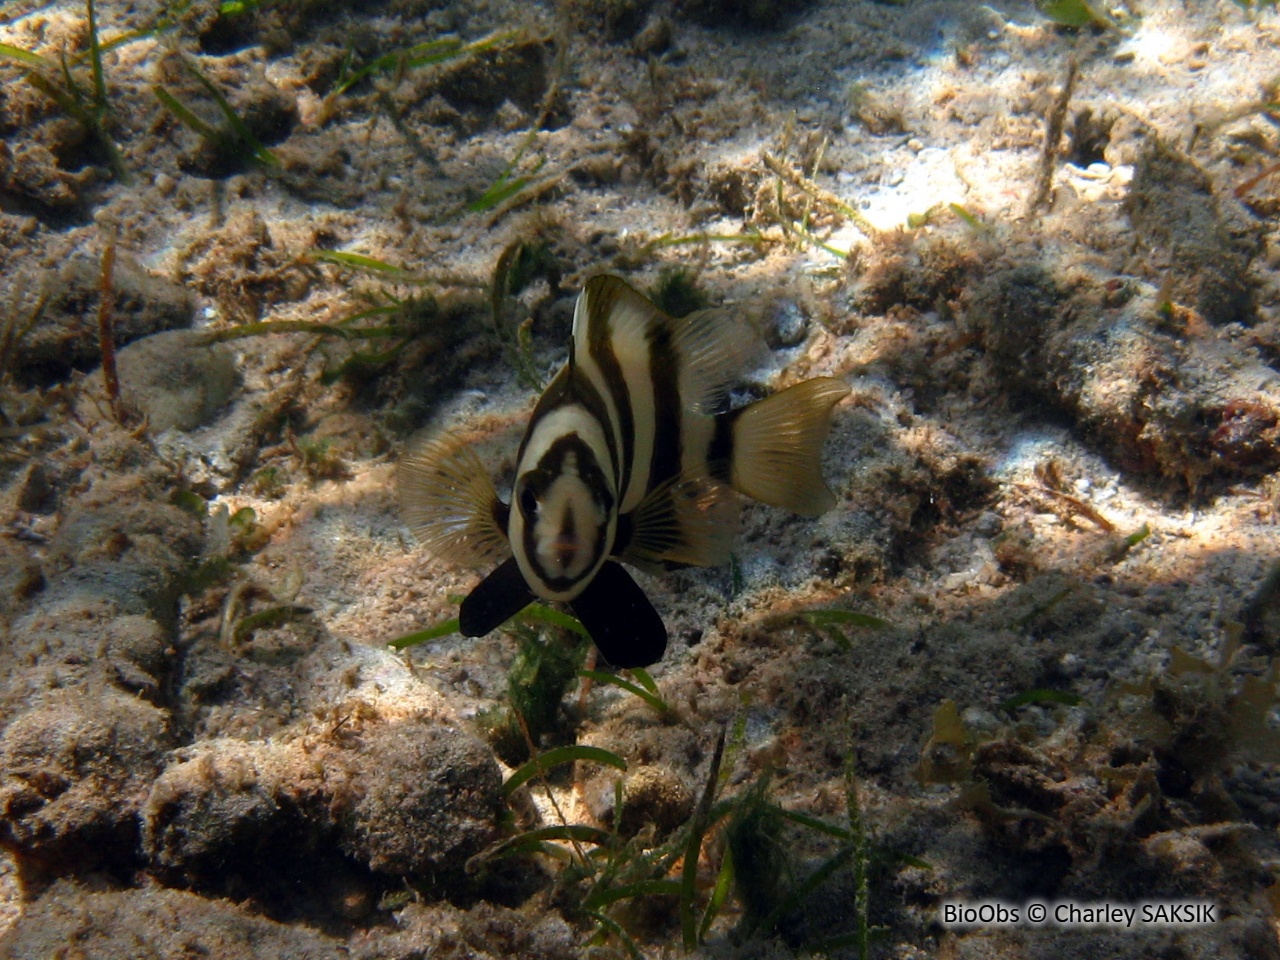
[0, 0, 138, 183]
[449, 614, 916, 959]
[918, 623, 1280, 907]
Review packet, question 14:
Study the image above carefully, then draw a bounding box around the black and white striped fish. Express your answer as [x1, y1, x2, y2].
[399, 275, 848, 668]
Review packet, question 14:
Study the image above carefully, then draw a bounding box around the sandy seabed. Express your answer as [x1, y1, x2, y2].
[1, 0, 1280, 957]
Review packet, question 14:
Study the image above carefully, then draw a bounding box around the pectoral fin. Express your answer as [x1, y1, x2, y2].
[459, 557, 535, 637]
[618, 473, 736, 570]
[399, 431, 510, 569]
[569, 561, 667, 668]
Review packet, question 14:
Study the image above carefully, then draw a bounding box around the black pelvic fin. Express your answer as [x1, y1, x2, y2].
[569, 561, 668, 668]
[460, 557, 535, 637]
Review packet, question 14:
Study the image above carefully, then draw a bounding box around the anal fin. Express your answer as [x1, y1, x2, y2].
[460, 557, 535, 637]
[569, 561, 667, 668]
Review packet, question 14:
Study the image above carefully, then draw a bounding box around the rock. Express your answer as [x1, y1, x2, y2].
[349, 901, 578, 960]
[562, 0, 654, 43]
[9, 461, 55, 514]
[633, 15, 673, 55]
[11, 253, 196, 387]
[703, 159, 757, 217]
[968, 265, 1280, 484]
[966, 264, 1063, 396]
[766, 299, 809, 349]
[114, 329, 240, 432]
[849, 227, 985, 318]
[585, 764, 693, 837]
[340, 717, 502, 877]
[1140, 828, 1230, 899]
[141, 713, 502, 891]
[0, 692, 171, 872]
[1125, 141, 1258, 327]
[1242, 563, 1280, 654]
[141, 739, 318, 887]
[674, 0, 814, 29]
[427, 40, 554, 129]
[0, 880, 345, 960]
[45, 474, 203, 623]
[303, 410, 389, 464]
[1, 604, 172, 708]
[177, 79, 298, 178]
[0, 538, 43, 619]
[0, 140, 88, 215]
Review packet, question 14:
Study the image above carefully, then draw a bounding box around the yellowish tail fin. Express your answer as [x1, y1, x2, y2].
[729, 377, 849, 516]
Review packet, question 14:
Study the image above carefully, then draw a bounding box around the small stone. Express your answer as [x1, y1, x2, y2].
[0, 141, 86, 213]
[610, 765, 693, 837]
[0, 693, 171, 872]
[114, 329, 240, 433]
[340, 717, 502, 877]
[767, 300, 809, 349]
[12, 254, 196, 387]
[1242, 563, 1280, 654]
[633, 17, 674, 55]
[11, 462, 54, 514]
[0, 542, 44, 616]
[974, 511, 1003, 537]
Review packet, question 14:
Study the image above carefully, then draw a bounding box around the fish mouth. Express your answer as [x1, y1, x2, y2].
[552, 539, 580, 571]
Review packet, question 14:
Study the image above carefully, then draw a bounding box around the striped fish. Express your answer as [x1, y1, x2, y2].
[399, 275, 848, 668]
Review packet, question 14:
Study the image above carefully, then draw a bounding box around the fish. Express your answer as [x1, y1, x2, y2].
[398, 274, 849, 668]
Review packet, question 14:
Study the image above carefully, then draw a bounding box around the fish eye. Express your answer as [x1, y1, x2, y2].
[519, 486, 539, 518]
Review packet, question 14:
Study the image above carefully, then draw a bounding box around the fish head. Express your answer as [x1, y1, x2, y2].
[509, 435, 616, 601]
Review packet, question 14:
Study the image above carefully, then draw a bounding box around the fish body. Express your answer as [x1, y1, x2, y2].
[399, 275, 848, 668]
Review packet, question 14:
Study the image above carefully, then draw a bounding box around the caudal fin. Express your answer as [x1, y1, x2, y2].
[727, 377, 849, 516]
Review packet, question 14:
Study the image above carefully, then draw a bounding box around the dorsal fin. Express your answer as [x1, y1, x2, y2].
[398, 432, 511, 569]
[574, 275, 759, 415]
[671, 305, 761, 414]
[617, 472, 736, 569]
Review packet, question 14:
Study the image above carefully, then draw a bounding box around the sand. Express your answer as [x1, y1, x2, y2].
[1, 0, 1279, 956]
